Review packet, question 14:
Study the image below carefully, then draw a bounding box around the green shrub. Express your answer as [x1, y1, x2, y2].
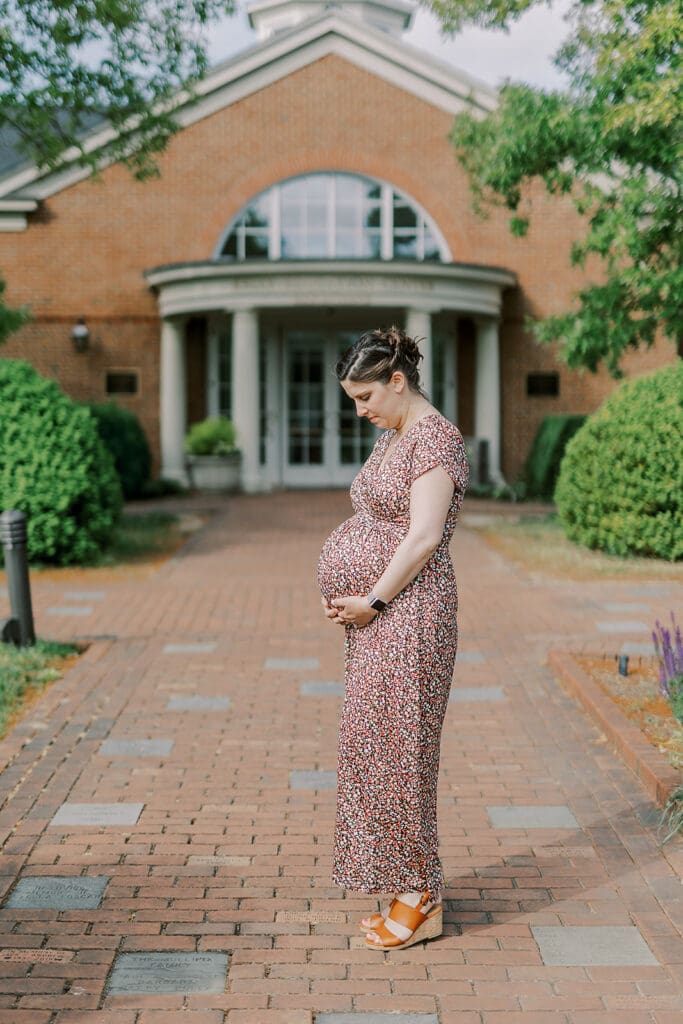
[0, 360, 122, 565]
[87, 402, 152, 499]
[524, 414, 587, 500]
[185, 417, 237, 455]
[554, 362, 683, 560]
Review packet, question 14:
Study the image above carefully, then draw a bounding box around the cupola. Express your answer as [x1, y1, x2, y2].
[246, 0, 415, 41]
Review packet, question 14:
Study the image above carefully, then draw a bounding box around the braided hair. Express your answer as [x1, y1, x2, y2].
[335, 325, 426, 397]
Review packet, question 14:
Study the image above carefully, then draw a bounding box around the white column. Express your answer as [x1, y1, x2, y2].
[405, 308, 433, 400]
[160, 316, 187, 484]
[231, 308, 261, 493]
[474, 317, 504, 485]
[206, 319, 220, 418]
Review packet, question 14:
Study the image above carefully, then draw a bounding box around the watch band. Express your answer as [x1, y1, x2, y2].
[367, 592, 388, 611]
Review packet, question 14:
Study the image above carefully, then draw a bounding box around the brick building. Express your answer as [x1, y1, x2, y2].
[0, 0, 675, 490]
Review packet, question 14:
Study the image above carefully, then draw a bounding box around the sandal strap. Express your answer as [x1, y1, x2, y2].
[385, 896, 433, 932]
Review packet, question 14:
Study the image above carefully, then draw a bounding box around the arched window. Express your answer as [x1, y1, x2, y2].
[217, 172, 449, 262]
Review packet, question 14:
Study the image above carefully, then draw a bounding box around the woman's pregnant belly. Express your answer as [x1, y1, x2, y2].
[317, 513, 402, 604]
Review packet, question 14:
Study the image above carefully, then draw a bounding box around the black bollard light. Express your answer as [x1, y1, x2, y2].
[0, 510, 36, 646]
[618, 654, 629, 677]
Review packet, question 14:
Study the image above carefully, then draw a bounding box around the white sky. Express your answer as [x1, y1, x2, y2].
[205, 0, 573, 91]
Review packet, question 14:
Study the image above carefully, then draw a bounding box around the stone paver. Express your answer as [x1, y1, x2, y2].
[300, 680, 345, 696]
[595, 619, 649, 633]
[106, 952, 229, 994]
[50, 802, 144, 826]
[487, 805, 580, 829]
[532, 925, 659, 966]
[99, 738, 175, 757]
[290, 770, 338, 789]
[265, 656, 320, 670]
[6, 875, 109, 908]
[450, 686, 506, 702]
[163, 641, 218, 654]
[0, 490, 681, 1022]
[166, 695, 231, 711]
[46, 605, 93, 616]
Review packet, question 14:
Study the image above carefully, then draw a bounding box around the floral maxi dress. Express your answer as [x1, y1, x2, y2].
[317, 413, 470, 895]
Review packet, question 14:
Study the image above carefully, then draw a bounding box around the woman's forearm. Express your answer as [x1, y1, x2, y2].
[369, 531, 439, 603]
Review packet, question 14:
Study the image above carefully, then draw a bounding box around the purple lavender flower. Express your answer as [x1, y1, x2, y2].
[654, 613, 683, 703]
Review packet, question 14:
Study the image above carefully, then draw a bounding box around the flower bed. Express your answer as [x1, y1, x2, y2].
[576, 656, 682, 768]
[549, 650, 680, 808]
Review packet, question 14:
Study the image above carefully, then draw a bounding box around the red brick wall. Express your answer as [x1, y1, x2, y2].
[0, 53, 678, 479]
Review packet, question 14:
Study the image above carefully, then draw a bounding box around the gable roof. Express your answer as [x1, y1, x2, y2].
[0, 9, 497, 204]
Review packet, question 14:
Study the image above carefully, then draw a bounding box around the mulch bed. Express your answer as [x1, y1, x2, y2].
[577, 656, 683, 770]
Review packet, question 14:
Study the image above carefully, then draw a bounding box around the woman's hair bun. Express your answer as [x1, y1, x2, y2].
[335, 323, 426, 397]
[385, 325, 423, 367]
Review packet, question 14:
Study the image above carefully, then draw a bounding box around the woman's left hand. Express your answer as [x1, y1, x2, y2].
[330, 596, 378, 628]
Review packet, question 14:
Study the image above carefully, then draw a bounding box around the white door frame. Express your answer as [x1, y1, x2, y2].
[274, 327, 379, 488]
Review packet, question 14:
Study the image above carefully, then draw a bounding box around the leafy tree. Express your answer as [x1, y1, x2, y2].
[426, 0, 682, 376]
[0, 0, 234, 336]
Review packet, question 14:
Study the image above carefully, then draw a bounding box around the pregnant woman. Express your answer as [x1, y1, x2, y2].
[317, 325, 469, 951]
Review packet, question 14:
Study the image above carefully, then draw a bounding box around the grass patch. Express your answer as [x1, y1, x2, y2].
[23, 512, 188, 576]
[0, 639, 78, 738]
[95, 512, 184, 566]
[477, 514, 683, 581]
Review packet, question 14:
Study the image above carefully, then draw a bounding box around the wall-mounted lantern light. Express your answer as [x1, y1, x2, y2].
[71, 317, 90, 353]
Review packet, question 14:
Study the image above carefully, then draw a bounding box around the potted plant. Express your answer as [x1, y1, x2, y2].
[184, 417, 242, 492]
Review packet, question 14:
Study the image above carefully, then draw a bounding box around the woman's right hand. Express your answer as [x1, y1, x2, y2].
[321, 596, 343, 625]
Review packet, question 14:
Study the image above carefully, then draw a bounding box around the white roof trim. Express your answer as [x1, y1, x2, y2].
[145, 258, 516, 318]
[0, 198, 38, 232]
[0, 10, 497, 202]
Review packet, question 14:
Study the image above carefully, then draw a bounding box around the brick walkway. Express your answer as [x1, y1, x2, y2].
[0, 490, 682, 1023]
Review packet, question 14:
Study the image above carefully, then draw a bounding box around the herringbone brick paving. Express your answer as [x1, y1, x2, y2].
[0, 490, 682, 1022]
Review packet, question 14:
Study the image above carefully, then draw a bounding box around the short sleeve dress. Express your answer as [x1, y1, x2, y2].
[317, 413, 469, 895]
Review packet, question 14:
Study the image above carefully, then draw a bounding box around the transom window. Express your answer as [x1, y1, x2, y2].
[217, 173, 448, 262]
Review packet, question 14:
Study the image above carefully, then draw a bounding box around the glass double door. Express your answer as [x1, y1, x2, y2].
[283, 330, 379, 486]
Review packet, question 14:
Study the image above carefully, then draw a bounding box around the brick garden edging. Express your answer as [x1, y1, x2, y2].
[549, 649, 680, 808]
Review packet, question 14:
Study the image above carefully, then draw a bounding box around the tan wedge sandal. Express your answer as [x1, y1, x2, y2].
[364, 891, 442, 950]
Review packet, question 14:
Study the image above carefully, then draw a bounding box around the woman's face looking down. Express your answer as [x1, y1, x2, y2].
[340, 372, 407, 431]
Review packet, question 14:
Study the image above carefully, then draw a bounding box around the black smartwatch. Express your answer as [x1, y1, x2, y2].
[366, 593, 388, 612]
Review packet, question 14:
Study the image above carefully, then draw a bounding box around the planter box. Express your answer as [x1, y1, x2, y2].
[185, 452, 242, 492]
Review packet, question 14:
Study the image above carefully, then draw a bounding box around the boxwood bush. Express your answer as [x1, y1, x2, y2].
[185, 417, 237, 455]
[0, 360, 122, 565]
[87, 402, 151, 499]
[554, 362, 683, 560]
[524, 414, 587, 500]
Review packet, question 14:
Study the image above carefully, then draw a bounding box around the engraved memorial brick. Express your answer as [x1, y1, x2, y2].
[166, 696, 231, 711]
[487, 805, 579, 829]
[289, 769, 337, 789]
[106, 951, 229, 994]
[99, 738, 175, 757]
[6, 875, 109, 909]
[163, 642, 217, 654]
[300, 681, 345, 696]
[50, 803, 144, 827]
[532, 925, 658, 966]
[265, 657, 319, 670]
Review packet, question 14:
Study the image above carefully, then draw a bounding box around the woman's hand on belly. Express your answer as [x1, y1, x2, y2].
[329, 595, 378, 628]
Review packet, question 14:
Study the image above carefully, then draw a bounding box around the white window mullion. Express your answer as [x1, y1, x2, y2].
[381, 183, 393, 261]
[417, 217, 425, 261]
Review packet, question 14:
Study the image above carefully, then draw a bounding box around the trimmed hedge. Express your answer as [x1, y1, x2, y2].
[0, 360, 122, 565]
[87, 402, 151, 499]
[524, 414, 587, 500]
[554, 362, 683, 560]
